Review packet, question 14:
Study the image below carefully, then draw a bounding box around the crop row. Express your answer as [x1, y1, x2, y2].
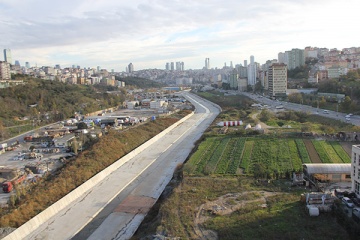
[319, 141, 343, 163]
[311, 140, 331, 163]
[288, 140, 303, 172]
[295, 139, 311, 163]
[226, 138, 246, 174]
[329, 141, 351, 163]
[186, 137, 351, 176]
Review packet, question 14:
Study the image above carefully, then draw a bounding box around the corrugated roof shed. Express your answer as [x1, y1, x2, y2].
[303, 164, 351, 174]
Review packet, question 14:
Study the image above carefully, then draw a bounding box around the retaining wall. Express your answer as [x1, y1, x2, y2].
[4, 112, 194, 240]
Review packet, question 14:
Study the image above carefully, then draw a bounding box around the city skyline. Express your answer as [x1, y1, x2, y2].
[1, 0, 359, 71]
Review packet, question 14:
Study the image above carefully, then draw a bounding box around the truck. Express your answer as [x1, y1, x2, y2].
[2, 174, 26, 193]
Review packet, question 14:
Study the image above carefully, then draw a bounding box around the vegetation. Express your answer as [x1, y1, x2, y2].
[185, 136, 351, 177]
[132, 178, 349, 240]
[0, 78, 125, 140]
[0, 111, 191, 228]
[115, 76, 164, 89]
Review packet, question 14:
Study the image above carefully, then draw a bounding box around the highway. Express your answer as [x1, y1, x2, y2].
[239, 91, 360, 127]
[14, 92, 220, 240]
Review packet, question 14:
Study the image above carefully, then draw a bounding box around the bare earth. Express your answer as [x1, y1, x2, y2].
[193, 191, 281, 240]
[303, 139, 322, 163]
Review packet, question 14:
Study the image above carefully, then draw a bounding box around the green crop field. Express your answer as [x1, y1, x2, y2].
[185, 137, 351, 177]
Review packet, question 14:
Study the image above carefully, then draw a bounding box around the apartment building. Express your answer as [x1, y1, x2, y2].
[267, 63, 287, 98]
[0, 61, 11, 80]
[351, 145, 360, 198]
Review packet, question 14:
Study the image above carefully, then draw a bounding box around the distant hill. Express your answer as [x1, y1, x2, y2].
[116, 76, 165, 89]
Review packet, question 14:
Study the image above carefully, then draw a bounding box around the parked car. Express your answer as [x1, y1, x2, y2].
[352, 198, 360, 207]
[352, 208, 360, 222]
[342, 197, 355, 208]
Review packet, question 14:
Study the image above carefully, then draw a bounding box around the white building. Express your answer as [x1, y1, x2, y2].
[351, 145, 360, 198]
[0, 61, 11, 80]
[247, 55, 257, 86]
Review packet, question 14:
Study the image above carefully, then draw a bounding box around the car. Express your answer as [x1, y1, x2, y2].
[352, 208, 360, 222]
[323, 110, 329, 114]
[342, 197, 355, 208]
[352, 198, 360, 207]
[348, 113, 353, 116]
[346, 118, 351, 121]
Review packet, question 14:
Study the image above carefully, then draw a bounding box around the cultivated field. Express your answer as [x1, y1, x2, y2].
[184, 137, 351, 177]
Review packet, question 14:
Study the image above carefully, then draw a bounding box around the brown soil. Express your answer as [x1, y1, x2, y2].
[303, 139, 321, 163]
[340, 142, 353, 157]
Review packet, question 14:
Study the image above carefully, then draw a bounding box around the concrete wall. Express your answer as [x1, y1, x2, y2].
[4, 112, 194, 240]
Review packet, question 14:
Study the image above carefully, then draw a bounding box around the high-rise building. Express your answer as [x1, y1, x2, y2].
[180, 62, 184, 71]
[128, 63, 134, 73]
[170, 62, 174, 71]
[351, 145, 360, 198]
[267, 63, 287, 98]
[279, 49, 305, 70]
[247, 56, 257, 86]
[0, 61, 11, 80]
[176, 62, 181, 71]
[165, 62, 170, 71]
[14, 60, 20, 66]
[3, 49, 12, 65]
[205, 58, 210, 69]
[25, 62, 30, 68]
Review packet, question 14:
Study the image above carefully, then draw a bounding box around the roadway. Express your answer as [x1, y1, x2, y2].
[19, 92, 220, 240]
[239, 91, 360, 127]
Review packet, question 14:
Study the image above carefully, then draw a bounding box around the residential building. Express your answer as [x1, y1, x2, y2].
[165, 62, 170, 71]
[0, 61, 11, 80]
[267, 63, 287, 98]
[205, 58, 210, 69]
[351, 145, 360, 198]
[128, 63, 134, 73]
[279, 49, 305, 70]
[3, 49, 12, 65]
[247, 55, 256, 86]
[327, 66, 341, 79]
[229, 69, 238, 89]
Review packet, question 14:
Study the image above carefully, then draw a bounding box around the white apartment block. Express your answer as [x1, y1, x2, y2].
[351, 145, 360, 198]
[268, 63, 287, 97]
[0, 61, 11, 80]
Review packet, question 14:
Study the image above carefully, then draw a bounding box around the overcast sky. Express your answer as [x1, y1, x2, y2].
[0, 0, 359, 71]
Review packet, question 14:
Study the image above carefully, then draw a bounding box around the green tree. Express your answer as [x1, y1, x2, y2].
[259, 109, 273, 122]
[341, 96, 352, 111]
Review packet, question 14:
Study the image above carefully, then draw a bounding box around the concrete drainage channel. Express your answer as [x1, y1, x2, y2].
[3, 112, 194, 240]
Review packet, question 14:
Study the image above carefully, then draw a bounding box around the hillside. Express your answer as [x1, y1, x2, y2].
[116, 76, 165, 89]
[0, 78, 124, 125]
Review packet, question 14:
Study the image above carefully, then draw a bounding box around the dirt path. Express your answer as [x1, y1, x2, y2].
[303, 139, 322, 163]
[251, 112, 274, 130]
[340, 142, 353, 157]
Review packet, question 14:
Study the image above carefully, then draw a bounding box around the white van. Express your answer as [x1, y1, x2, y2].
[323, 110, 329, 114]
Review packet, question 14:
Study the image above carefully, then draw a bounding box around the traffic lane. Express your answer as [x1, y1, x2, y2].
[87, 113, 213, 240]
[238, 92, 359, 126]
[26, 109, 215, 240]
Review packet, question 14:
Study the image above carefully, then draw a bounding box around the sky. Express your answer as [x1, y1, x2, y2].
[0, 0, 359, 71]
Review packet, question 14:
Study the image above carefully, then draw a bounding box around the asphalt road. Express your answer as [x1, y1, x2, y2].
[20, 92, 220, 240]
[238, 91, 360, 127]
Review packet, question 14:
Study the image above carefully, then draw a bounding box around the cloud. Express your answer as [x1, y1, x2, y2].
[1, 0, 360, 70]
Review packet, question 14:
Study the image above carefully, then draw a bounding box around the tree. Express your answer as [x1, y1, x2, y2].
[341, 96, 352, 111]
[319, 96, 326, 108]
[259, 109, 273, 122]
[77, 122, 88, 130]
